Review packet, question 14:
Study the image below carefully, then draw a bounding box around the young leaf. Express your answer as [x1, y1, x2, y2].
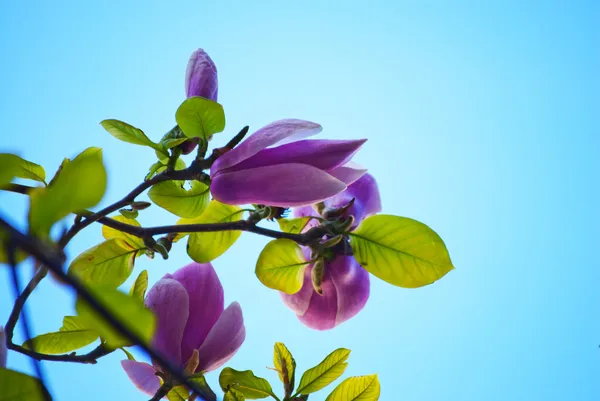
[68, 239, 140, 287]
[23, 316, 98, 354]
[75, 286, 155, 349]
[129, 270, 149, 301]
[0, 154, 20, 186]
[325, 375, 380, 401]
[273, 342, 295, 397]
[28, 147, 107, 236]
[277, 217, 313, 234]
[183, 201, 244, 262]
[119, 208, 139, 219]
[0, 153, 46, 184]
[224, 388, 246, 401]
[219, 368, 276, 400]
[120, 347, 136, 361]
[255, 239, 310, 294]
[296, 348, 350, 395]
[349, 215, 454, 288]
[175, 97, 225, 140]
[189, 374, 218, 401]
[148, 180, 210, 218]
[167, 386, 189, 401]
[0, 368, 48, 401]
[100, 119, 168, 157]
[102, 215, 145, 249]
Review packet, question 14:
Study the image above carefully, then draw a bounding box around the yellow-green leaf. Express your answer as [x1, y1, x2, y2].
[75, 286, 155, 349]
[100, 119, 167, 157]
[349, 214, 454, 288]
[183, 201, 244, 262]
[28, 147, 107, 236]
[274, 342, 295, 395]
[325, 375, 380, 401]
[0, 154, 46, 184]
[129, 270, 149, 301]
[277, 217, 313, 234]
[0, 368, 48, 401]
[102, 215, 144, 249]
[219, 368, 275, 400]
[167, 386, 189, 401]
[68, 239, 140, 287]
[175, 97, 226, 140]
[224, 388, 246, 401]
[23, 316, 98, 354]
[189, 374, 218, 401]
[255, 239, 310, 294]
[148, 180, 210, 218]
[296, 348, 350, 395]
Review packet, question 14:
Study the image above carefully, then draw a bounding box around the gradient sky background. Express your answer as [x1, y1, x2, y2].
[1, 1, 598, 400]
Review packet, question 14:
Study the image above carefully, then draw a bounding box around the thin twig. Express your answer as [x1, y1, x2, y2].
[4, 267, 47, 342]
[7, 241, 53, 401]
[8, 343, 112, 364]
[148, 382, 173, 401]
[0, 217, 207, 400]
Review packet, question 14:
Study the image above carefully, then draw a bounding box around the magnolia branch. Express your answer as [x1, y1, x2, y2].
[0, 216, 213, 399]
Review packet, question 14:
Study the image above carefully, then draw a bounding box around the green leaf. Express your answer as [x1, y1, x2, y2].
[274, 342, 295, 396]
[23, 316, 98, 354]
[255, 239, 310, 294]
[146, 161, 166, 180]
[296, 348, 350, 395]
[167, 386, 189, 401]
[0, 153, 46, 184]
[159, 125, 189, 150]
[189, 374, 217, 401]
[148, 180, 210, 218]
[277, 217, 315, 234]
[183, 201, 244, 262]
[119, 208, 139, 219]
[325, 375, 380, 401]
[175, 97, 225, 140]
[75, 286, 155, 349]
[349, 215, 454, 288]
[102, 215, 145, 249]
[28, 147, 107, 236]
[0, 368, 49, 401]
[129, 269, 149, 301]
[100, 119, 167, 157]
[219, 368, 276, 400]
[68, 239, 140, 287]
[155, 157, 187, 176]
[0, 154, 20, 186]
[224, 388, 246, 401]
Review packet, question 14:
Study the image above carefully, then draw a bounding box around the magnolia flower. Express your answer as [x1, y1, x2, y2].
[122, 263, 245, 396]
[210, 119, 368, 207]
[0, 326, 7, 368]
[178, 49, 219, 155]
[281, 174, 382, 330]
[280, 255, 370, 330]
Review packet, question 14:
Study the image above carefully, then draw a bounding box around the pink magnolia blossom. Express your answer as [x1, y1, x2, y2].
[210, 119, 368, 207]
[122, 263, 245, 396]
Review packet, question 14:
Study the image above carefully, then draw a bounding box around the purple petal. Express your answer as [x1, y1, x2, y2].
[0, 326, 7, 368]
[170, 263, 224, 363]
[329, 162, 368, 186]
[195, 302, 246, 372]
[121, 360, 161, 396]
[211, 119, 322, 174]
[329, 256, 370, 325]
[144, 278, 190, 367]
[280, 267, 314, 316]
[326, 173, 381, 227]
[282, 256, 370, 331]
[211, 163, 347, 207]
[297, 267, 338, 331]
[185, 49, 218, 101]
[230, 139, 366, 173]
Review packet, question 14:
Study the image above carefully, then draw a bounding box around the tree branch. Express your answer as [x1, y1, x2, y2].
[7, 343, 112, 364]
[0, 217, 209, 400]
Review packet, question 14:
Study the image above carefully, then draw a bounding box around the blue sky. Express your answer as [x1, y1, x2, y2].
[1, 0, 598, 400]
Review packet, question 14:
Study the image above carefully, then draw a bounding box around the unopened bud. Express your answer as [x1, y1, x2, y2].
[311, 259, 325, 295]
[332, 215, 355, 234]
[321, 198, 355, 220]
[131, 201, 152, 211]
